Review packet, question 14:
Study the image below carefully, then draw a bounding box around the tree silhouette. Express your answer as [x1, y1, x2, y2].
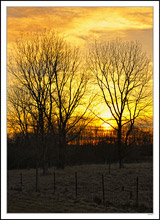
[88, 39, 152, 168]
[52, 53, 93, 168]
[8, 87, 30, 137]
[8, 31, 93, 171]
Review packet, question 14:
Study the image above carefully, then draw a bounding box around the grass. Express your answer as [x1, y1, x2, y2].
[7, 162, 153, 213]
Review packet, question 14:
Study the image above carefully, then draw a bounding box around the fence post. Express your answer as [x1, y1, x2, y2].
[36, 165, 39, 192]
[53, 172, 56, 194]
[75, 172, 77, 199]
[109, 163, 111, 175]
[7, 172, 9, 189]
[102, 174, 105, 204]
[136, 176, 139, 206]
[20, 173, 22, 191]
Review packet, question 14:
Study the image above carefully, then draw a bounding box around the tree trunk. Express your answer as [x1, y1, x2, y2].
[57, 130, 66, 169]
[38, 108, 48, 175]
[42, 144, 48, 175]
[117, 125, 123, 169]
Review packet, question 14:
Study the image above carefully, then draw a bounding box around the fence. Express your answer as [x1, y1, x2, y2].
[7, 166, 153, 209]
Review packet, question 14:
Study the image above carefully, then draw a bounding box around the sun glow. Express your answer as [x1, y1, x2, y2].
[101, 122, 114, 130]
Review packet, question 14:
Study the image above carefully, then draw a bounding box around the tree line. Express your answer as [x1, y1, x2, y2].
[7, 126, 153, 170]
[7, 31, 152, 173]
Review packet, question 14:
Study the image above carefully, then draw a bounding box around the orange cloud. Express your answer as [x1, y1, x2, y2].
[7, 7, 153, 87]
[7, 7, 153, 48]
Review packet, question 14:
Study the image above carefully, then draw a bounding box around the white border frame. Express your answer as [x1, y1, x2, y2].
[1, 1, 159, 219]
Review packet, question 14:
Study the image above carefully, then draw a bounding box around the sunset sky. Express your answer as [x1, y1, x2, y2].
[7, 7, 153, 56]
[2, 4, 159, 218]
[7, 7, 153, 131]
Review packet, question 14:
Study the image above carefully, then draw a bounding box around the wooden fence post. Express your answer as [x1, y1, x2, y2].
[7, 172, 9, 189]
[36, 165, 39, 192]
[20, 173, 22, 191]
[75, 172, 77, 199]
[109, 163, 111, 175]
[102, 174, 105, 204]
[53, 172, 56, 194]
[136, 176, 139, 206]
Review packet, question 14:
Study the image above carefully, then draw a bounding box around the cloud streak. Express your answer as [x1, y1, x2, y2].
[7, 7, 153, 56]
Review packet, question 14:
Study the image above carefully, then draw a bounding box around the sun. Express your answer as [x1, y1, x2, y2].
[101, 122, 113, 130]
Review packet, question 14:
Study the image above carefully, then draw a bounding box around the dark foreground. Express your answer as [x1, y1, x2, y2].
[7, 162, 153, 213]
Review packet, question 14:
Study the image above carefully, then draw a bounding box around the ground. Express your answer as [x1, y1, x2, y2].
[7, 162, 153, 213]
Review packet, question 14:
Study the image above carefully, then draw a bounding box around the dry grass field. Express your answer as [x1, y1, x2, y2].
[7, 162, 153, 213]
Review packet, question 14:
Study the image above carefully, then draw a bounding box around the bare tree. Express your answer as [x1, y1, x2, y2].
[7, 86, 31, 137]
[49, 42, 93, 168]
[88, 39, 152, 168]
[8, 31, 93, 171]
[8, 31, 56, 174]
